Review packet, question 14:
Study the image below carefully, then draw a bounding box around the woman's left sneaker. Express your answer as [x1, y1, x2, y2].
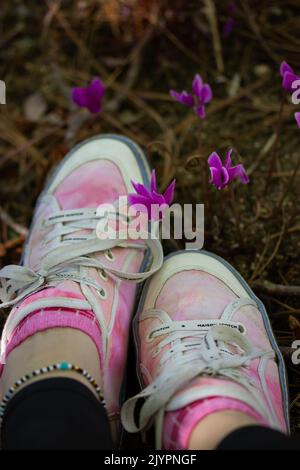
[0, 134, 163, 441]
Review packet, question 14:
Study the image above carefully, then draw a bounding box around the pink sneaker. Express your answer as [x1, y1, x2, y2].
[121, 250, 289, 448]
[0, 134, 163, 440]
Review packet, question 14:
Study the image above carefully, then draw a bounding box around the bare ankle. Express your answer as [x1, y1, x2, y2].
[188, 410, 260, 450]
[0, 328, 101, 400]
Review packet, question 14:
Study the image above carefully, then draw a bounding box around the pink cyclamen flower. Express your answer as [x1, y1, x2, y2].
[208, 149, 249, 190]
[170, 73, 213, 119]
[295, 112, 300, 128]
[71, 77, 105, 113]
[128, 170, 176, 220]
[279, 61, 300, 93]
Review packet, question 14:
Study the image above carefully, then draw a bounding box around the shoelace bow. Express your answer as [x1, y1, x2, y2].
[0, 207, 163, 310]
[121, 299, 275, 449]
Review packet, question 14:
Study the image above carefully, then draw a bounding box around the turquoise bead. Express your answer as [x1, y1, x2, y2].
[60, 362, 69, 370]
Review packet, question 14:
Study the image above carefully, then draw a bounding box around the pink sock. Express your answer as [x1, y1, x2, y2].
[163, 397, 268, 450]
[0, 305, 102, 375]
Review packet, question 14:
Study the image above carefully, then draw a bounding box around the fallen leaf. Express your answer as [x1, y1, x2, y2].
[24, 92, 47, 122]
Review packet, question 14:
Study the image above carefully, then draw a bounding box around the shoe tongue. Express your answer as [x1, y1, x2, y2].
[59, 199, 126, 255]
[58, 196, 154, 253]
[44, 199, 151, 287]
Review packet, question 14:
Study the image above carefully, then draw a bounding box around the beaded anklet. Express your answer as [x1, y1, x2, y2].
[0, 362, 105, 429]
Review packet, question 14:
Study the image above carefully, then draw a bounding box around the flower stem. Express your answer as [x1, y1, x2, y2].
[278, 151, 300, 210]
[230, 187, 244, 247]
[198, 129, 212, 225]
[264, 92, 286, 195]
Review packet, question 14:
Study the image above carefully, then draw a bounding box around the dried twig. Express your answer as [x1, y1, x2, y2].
[0, 236, 26, 258]
[0, 207, 28, 238]
[264, 93, 286, 194]
[203, 0, 224, 73]
[252, 280, 300, 297]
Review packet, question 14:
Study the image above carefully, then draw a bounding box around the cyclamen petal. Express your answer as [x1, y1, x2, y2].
[209, 166, 223, 189]
[280, 61, 293, 77]
[169, 90, 181, 101]
[208, 149, 249, 189]
[180, 91, 195, 107]
[223, 17, 235, 37]
[170, 73, 212, 119]
[170, 90, 194, 107]
[163, 179, 176, 205]
[192, 74, 204, 98]
[72, 88, 89, 107]
[295, 112, 300, 128]
[85, 81, 104, 113]
[152, 191, 166, 205]
[221, 167, 230, 188]
[127, 194, 151, 213]
[228, 1, 237, 14]
[200, 84, 213, 104]
[227, 164, 249, 184]
[282, 71, 298, 92]
[71, 77, 105, 114]
[223, 2, 236, 37]
[131, 180, 152, 199]
[224, 148, 233, 168]
[208, 152, 223, 169]
[89, 78, 105, 100]
[279, 62, 300, 93]
[128, 169, 176, 220]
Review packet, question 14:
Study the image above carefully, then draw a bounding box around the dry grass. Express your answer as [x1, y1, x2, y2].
[0, 0, 300, 437]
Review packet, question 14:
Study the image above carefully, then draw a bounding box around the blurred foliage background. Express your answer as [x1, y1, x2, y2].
[0, 0, 300, 438]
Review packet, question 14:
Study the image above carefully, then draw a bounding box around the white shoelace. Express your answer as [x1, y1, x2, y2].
[0, 207, 163, 353]
[121, 300, 275, 449]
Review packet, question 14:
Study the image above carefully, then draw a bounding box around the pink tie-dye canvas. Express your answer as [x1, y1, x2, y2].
[0, 135, 157, 441]
[122, 250, 289, 448]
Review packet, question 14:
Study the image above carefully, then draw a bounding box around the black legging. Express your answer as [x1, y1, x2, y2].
[1, 378, 299, 450]
[1, 378, 114, 450]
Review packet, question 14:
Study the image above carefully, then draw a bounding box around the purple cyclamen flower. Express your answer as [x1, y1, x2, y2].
[223, 2, 236, 38]
[279, 61, 300, 94]
[170, 74, 213, 119]
[295, 112, 300, 128]
[208, 149, 249, 190]
[72, 77, 105, 114]
[128, 170, 176, 220]
[223, 17, 235, 37]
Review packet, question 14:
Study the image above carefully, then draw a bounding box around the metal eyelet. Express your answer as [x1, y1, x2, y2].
[100, 269, 108, 281]
[97, 288, 107, 300]
[105, 249, 115, 262]
[238, 323, 246, 334]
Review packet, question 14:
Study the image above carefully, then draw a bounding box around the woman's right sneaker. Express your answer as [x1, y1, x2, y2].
[121, 250, 289, 449]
